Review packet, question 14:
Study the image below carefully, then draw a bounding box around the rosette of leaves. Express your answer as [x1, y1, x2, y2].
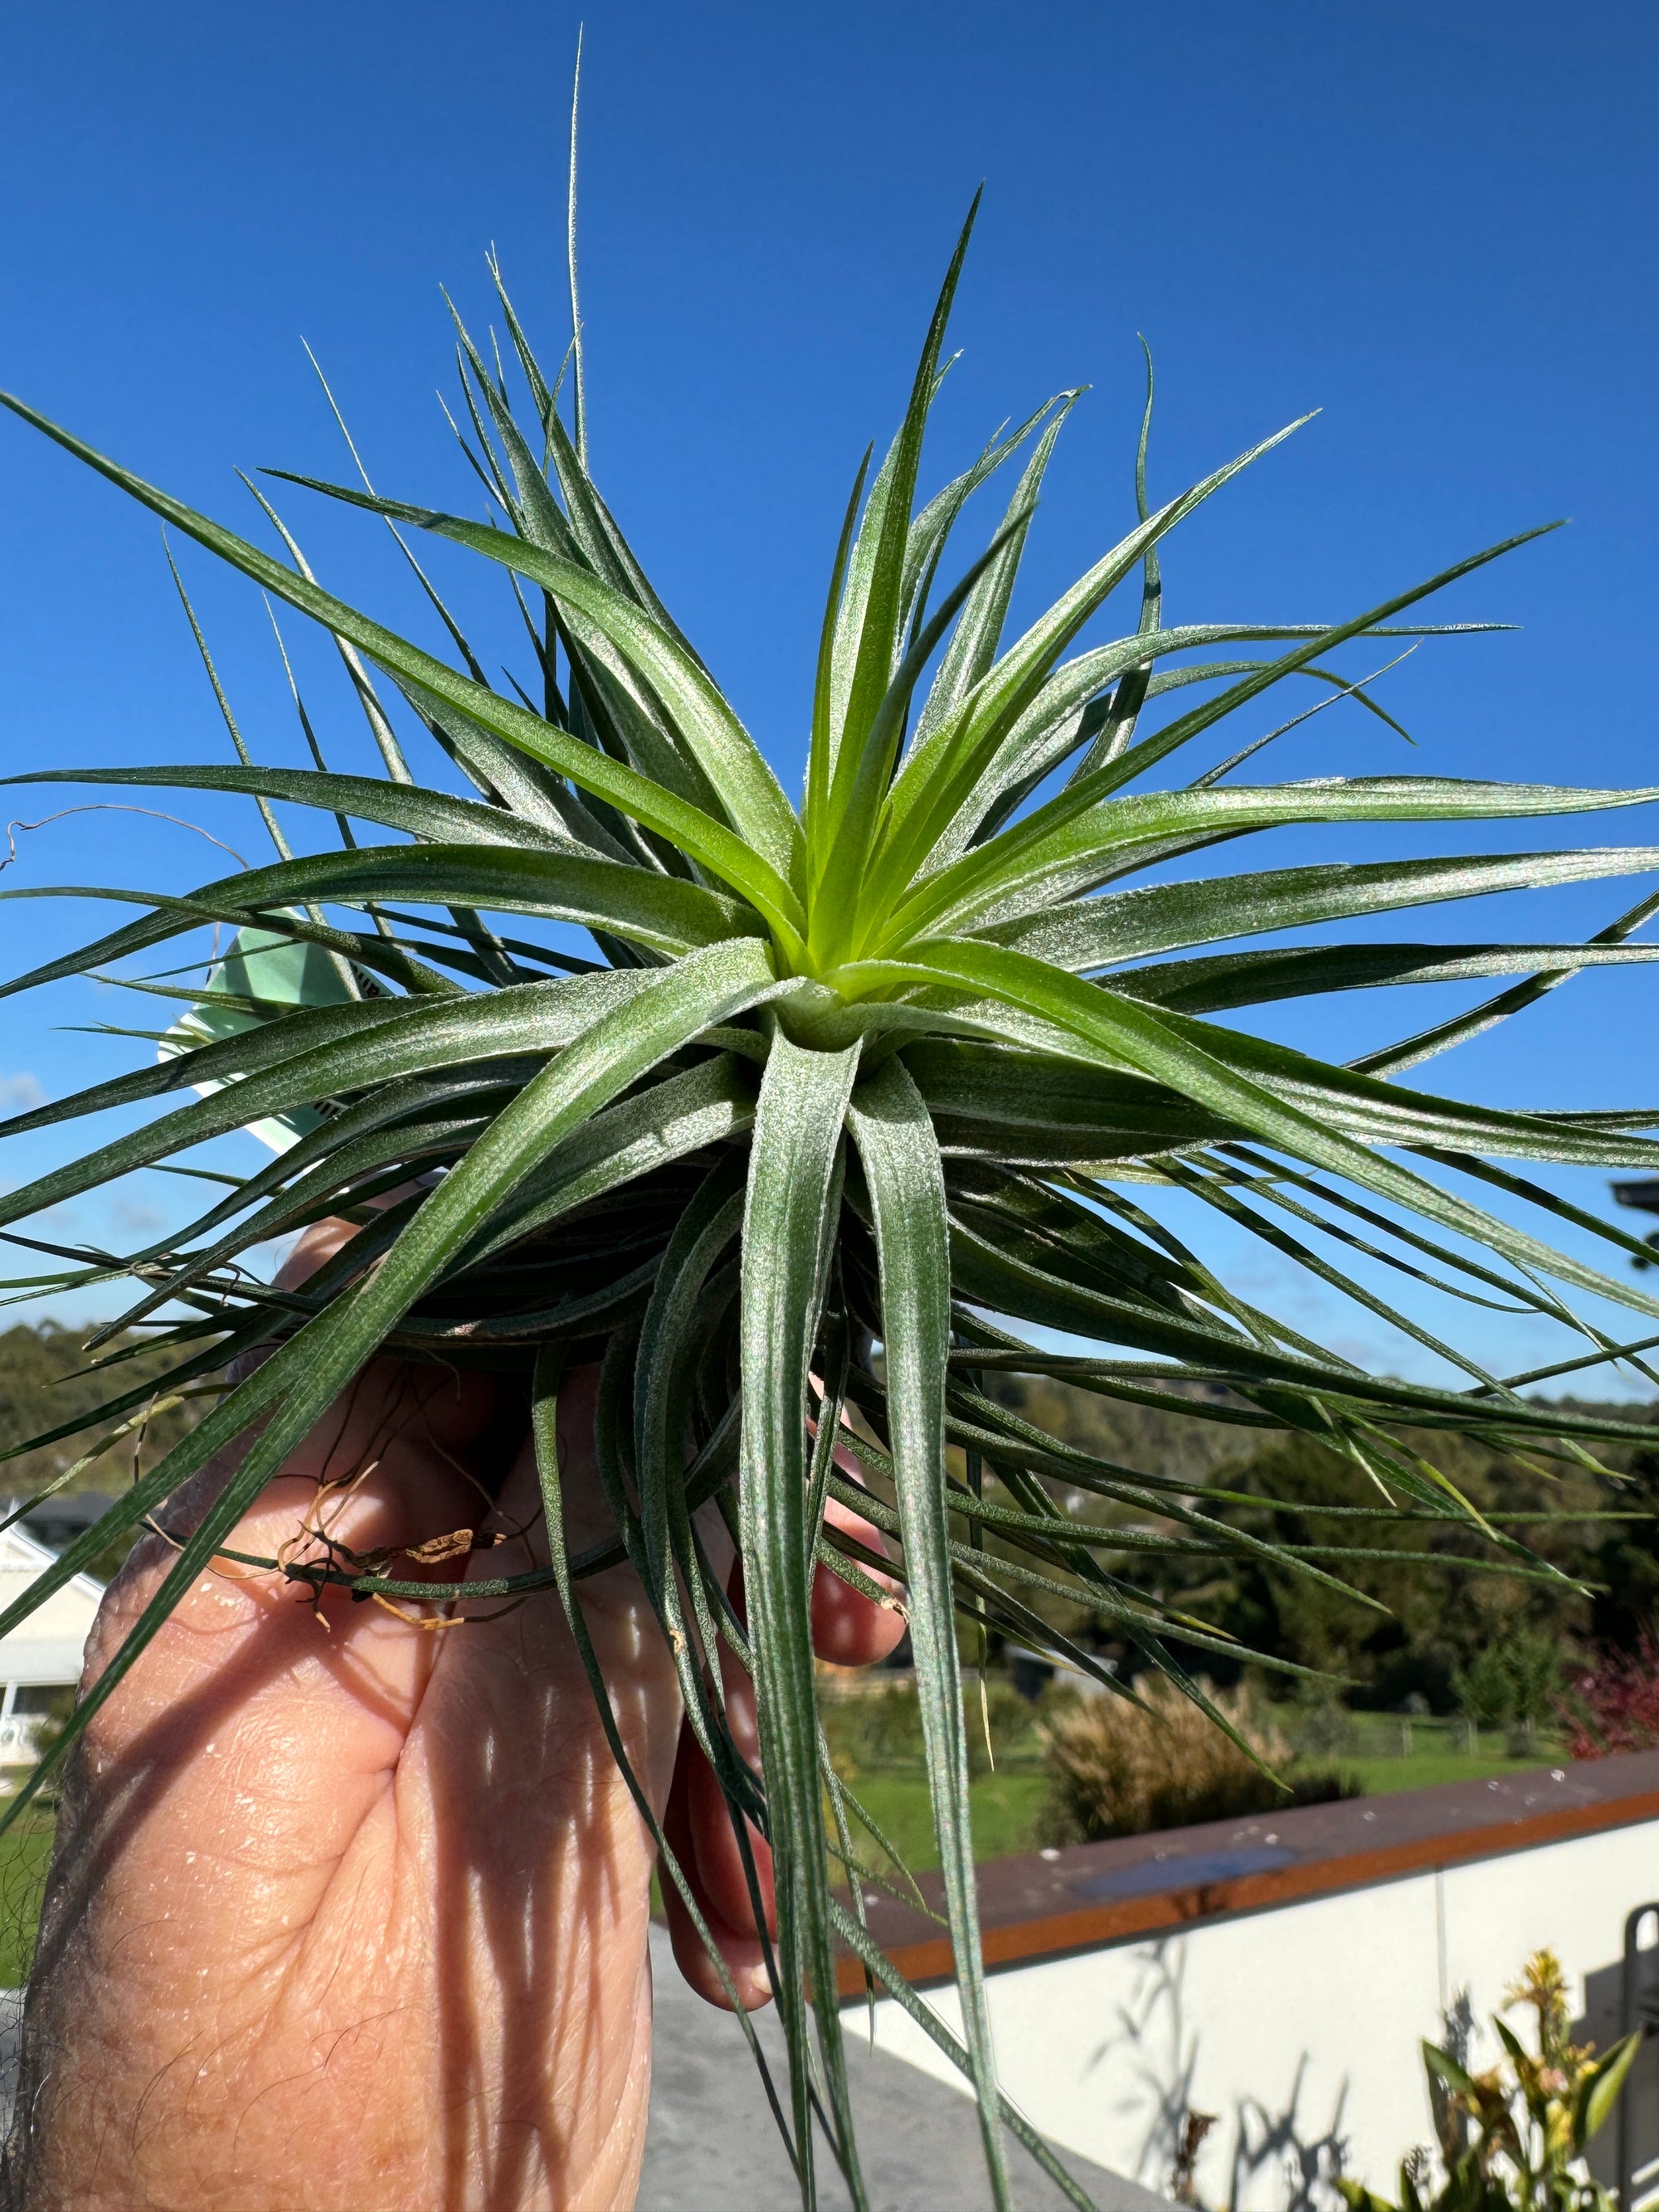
[3, 198, 1659, 2210]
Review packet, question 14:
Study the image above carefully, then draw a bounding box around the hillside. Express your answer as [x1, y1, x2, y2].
[0, 1321, 221, 1498]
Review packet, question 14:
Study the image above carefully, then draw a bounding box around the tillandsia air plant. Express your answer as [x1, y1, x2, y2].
[6, 172, 1659, 2211]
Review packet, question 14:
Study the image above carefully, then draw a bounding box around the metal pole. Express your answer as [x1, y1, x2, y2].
[1622, 1904, 1659, 2210]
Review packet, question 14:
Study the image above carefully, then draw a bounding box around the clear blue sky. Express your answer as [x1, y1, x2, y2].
[1, 0, 1656, 1387]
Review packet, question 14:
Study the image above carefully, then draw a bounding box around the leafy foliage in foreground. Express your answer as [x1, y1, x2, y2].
[3, 195, 1659, 2208]
[1340, 1952, 1637, 2212]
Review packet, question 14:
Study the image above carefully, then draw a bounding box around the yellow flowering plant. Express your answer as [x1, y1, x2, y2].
[1344, 1952, 1639, 2212]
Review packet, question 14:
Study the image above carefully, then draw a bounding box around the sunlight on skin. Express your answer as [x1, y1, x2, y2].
[2, 1221, 902, 2212]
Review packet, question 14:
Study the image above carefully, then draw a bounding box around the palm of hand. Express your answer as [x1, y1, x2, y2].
[7, 1189, 901, 2212]
[12, 1354, 684, 2212]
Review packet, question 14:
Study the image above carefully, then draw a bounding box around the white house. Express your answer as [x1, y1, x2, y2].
[0, 1524, 103, 1764]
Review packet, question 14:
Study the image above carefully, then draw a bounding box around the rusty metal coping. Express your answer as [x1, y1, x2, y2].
[835, 1749, 1659, 2000]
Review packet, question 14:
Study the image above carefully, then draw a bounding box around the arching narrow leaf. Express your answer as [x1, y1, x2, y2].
[848, 1057, 1012, 2209]
[740, 1033, 865, 2206]
[0, 392, 807, 953]
[987, 846, 1659, 969]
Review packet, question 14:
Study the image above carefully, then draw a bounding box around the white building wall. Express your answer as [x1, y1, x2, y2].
[0, 1526, 104, 1762]
[853, 1817, 1659, 2212]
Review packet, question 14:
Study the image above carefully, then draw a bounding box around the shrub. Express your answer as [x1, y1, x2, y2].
[1562, 1641, 1659, 1757]
[1039, 1678, 1353, 1843]
[1287, 1680, 1359, 1759]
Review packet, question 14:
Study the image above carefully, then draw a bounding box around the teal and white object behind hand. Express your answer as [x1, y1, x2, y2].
[158, 926, 367, 1153]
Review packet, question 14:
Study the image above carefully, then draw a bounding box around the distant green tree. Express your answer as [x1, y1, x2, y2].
[1453, 1643, 1518, 1730]
[1452, 1627, 1564, 1749]
[973, 1398, 1654, 1707]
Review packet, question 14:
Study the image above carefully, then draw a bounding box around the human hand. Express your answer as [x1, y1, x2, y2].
[3, 1219, 902, 2212]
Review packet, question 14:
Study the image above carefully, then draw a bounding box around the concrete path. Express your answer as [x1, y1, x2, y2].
[640, 1927, 1169, 2212]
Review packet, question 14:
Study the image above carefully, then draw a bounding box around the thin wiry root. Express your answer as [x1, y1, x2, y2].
[141, 1512, 267, 1584]
[369, 1592, 465, 1631]
[367, 1592, 529, 1629]
[151, 1369, 524, 1635]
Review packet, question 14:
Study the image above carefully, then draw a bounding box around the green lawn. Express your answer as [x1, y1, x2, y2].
[1340, 1750, 1550, 1796]
[840, 1773, 1049, 1877]
[0, 1816, 56, 1986]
